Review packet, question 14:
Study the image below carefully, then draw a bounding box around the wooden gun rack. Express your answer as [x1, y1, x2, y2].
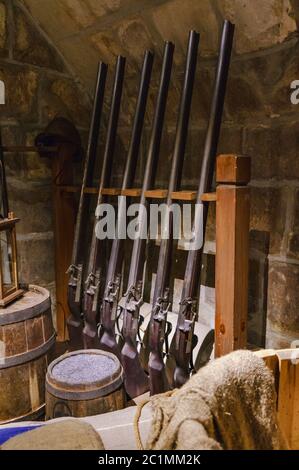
[2, 143, 251, 349]
[51, 151, 251, 348]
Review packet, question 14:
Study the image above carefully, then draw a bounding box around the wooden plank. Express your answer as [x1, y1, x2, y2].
[201, 192, 217, 202]
[171, 190, 197, 201]
[216, 154, 251, 184]
[144, 189, 168, 199]
[58, 186, 121, 196]
[254, 349, 279, 394]
[56, 187, 216, 202]
[276, 350, 299, 450]
[214, 184, 250, 357]
[101, 188, 121, 196]
[84, 187, 98, 194]
[121, 188, 142, 197]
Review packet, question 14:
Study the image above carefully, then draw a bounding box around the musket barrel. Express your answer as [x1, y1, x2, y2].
[121, 50, 154, 191]
[98, 50, 154, 359]
[182, 20, 235, 303]
[147, 31, 200, 395]
[83, 56, 126, 349]
[196, 20, 235, 202]
[172, 20, 235, 388]
[87, 55, 126, 276]
[127, 41, 174, 288]
[71, 62, 108, 267]
[98, 56, 126, 198]
[120, 41, 174, 398]
[67, 61, 107, 350]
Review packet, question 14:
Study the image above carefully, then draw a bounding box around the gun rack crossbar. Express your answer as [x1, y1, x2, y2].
[57, 185, 217, 202]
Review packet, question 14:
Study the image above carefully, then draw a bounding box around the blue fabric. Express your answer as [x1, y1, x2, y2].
[0, 425, 43, 445]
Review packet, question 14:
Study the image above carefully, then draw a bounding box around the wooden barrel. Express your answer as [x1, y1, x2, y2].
[0, 285, 55, 424]
[45, 349, 126, 419]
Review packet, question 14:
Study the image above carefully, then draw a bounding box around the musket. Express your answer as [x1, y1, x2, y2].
[98, 50, 154, 359]
[67, 62, 107, 350]
[120, 42, 174, 399]
[169, 20, 235, 388]
[82, 56, 126, 349]
[145, 31, 200, 396]
[0, 129, 9, 219]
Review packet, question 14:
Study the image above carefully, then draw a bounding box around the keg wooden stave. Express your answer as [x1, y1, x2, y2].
[0, 285, 55, 424]
[46, 349, 126, 419]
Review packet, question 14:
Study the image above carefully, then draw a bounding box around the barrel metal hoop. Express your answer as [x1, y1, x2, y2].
[0, 288, 51, 326]
[46, 373, 124, 401]
[0, 333, 56, 369]
[0, 404, 45, 425]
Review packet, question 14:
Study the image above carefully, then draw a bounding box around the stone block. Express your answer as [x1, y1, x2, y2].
[224, 63, 265, 123]
[249, 41, 299, 118]
[250, 186, 287, 254]
[0, 66, 38, 122]
[0, 126, 24, 177]
[8, 180, 53, 235]
[217, 126, 243, 158]
[267, 260, 299, 333]
[0, 0, 8, 57]
[22, 0, 87, 40]
[151, 0, 220, 64]
[40, 76, 91, 127]
[18, 236, 55, 285]
[13, 5, 65, 71]
[85, 0, 122, 17]
[287, 189, 299, 259]
[217, 0, 296, 54]
[244, 121, 299, 181]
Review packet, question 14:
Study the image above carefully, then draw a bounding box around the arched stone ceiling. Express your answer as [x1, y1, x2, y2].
[20, 0, 298, 92]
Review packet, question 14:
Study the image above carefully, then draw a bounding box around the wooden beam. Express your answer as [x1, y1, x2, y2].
[216, 154, 251, 185]
[144, 189, 168, 199]
[215, 155, 250, 357]
[101, 188, 121, 196]
[201, 192, 217, 202]
[171, 190, 197, 201]
[276, 349, 299, 450]
[121, 188, 142, 197]
[54, 187, 217, 203]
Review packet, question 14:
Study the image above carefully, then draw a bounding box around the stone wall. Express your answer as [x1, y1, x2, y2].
[5, 0, 299, 348]
[0, 0, 90, 326]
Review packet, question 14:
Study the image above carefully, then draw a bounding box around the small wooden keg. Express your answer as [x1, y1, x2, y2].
[46, 349, 126, 419]
[0, 285, 55, 424]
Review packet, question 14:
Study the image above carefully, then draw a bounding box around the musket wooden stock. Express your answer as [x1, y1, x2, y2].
[66, 62, 107, 350]
[98, 50, 154, 360]
[120, 41, 174, 399]
[82, 56, 126, 349]
[144, 30, 200, 396]
[168, 20, 235, 388]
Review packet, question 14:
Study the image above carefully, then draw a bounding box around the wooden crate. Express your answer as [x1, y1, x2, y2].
[255, 348, 299, 450]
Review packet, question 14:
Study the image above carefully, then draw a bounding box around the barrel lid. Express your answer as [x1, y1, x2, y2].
[0, 285, 51, 325]
[46, 350, 124, 400]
